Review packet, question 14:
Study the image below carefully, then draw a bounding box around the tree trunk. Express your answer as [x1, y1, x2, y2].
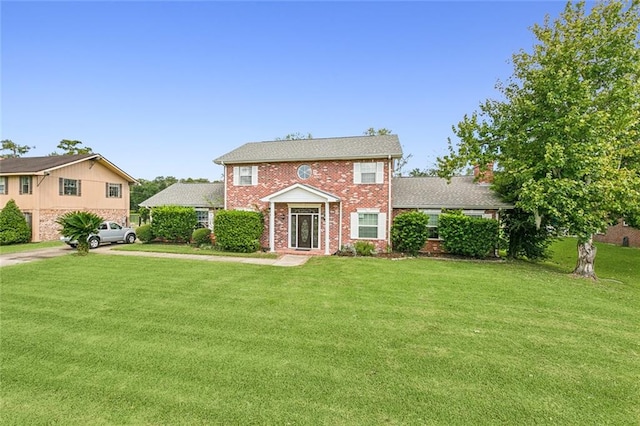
[573, 236, 597, 279]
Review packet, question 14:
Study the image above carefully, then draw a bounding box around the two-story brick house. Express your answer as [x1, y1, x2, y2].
[0, 154, 137, 242]
[213, 135, 511, 255]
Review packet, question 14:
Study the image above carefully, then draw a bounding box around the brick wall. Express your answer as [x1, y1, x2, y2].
[594, 220, 640, 247]
[36, 208, 129, 241]
[225, 160, 393, 253]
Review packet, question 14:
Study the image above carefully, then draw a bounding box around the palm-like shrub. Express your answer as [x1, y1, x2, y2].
[56, 211, 104, 255]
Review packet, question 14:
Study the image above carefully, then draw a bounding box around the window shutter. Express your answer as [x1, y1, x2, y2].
[233, 167, 239, 186]
[350, 212, 359, 239]
[19, 178, 23, 195]
[377, 213, 387, 239]
[251, 166, 258, 185]
[105, 183, 109, 197]
[376, 162, 384, 184]
[78, 180, 82, 196]
[59, 178, 63, 195]
[353, 163, 361, 184]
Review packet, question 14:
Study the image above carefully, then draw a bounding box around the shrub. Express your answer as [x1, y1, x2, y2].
[354, 240, 375, 256]
[55, 211, 104, 255]
[439, 213, 499, 258]
[192, 228, 212, 246]
[136, 224, 154, 243]
[0, 199, 31, 245]
[215, 210, 264, 253]
[391, 211, 431, 255]
[151, 206, 197, 243]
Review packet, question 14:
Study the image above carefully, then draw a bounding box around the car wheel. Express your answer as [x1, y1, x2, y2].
[70, 243, 78, 249]
[88, 237, 100, 249]
[125, 233, 136, 244]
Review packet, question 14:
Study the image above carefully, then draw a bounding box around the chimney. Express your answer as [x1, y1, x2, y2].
[473, 163, 494, 184]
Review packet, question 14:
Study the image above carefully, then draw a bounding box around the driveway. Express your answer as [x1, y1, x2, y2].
[0, 245, 309, 267]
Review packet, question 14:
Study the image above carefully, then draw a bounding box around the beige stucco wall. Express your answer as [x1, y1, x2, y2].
[1, 160, 133, 241]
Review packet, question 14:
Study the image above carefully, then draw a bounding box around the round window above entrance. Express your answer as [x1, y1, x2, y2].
[297, 165, 312, 179]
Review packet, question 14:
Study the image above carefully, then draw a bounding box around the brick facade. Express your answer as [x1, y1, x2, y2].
[225, 160, 394, 254]
[594, 220, 640, 248]
[28, 208, 129, 241]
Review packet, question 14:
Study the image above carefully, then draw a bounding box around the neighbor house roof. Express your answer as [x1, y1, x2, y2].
[214, 135, 403, 164]
[140, 182, 224, 208]
[392, 176, 513, 209]
[0, 154, 137, 183]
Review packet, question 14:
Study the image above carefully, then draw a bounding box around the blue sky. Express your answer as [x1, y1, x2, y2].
[1, 1, 569, 181]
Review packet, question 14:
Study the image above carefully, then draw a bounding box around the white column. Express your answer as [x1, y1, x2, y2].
[269, 201, 275, 252]
[324, 201, 330, 255]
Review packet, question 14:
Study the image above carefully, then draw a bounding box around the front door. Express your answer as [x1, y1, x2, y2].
[290, 207, 319, 250]
[297, 214, 313, 249]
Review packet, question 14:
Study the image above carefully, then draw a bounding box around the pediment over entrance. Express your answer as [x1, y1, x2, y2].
[260, 184, 340, 204]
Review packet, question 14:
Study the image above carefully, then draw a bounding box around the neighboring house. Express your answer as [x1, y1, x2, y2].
[139, 182, 224, 229]
[0, 154, 137, 242]
[210, 135, 511, 255]
[594, 219, 640, 248]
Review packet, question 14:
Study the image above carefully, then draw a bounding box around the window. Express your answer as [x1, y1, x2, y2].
[19, 176, 32, 195]
[0, 177, 7, 195]
[59, 178, 81, 196]
[350, 210, 387, 240]
[23, 212, 32, 229]
[297, 165, 312, 180]
[354, 162, 384, 184]
[106, 183, 122, 198]
[195, 209, 210, 229]
[425, 212, 440, 239]
[233, 166, 258, 186]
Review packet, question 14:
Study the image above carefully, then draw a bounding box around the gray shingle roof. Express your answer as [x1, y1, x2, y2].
[140, 182, 224, 208]
[0, 154, 97, 174]
[214, 135, 403, 164]
[392, 176, 513, 209]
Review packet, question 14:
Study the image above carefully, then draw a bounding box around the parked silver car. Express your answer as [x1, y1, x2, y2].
[61, 221, 137, 249]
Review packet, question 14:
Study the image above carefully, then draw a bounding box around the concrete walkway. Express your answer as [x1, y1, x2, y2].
[0, 245, 309, 268]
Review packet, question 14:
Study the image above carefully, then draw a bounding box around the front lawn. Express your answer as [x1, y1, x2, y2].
[1, 244, 638, 424]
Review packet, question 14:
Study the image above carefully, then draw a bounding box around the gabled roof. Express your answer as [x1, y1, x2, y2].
[140, 182, 224, 208]
[392, 176, 513, 209]
[214, 135, 403, 165]
[0, 154, 137, 183]
[261, 183, 340, 203]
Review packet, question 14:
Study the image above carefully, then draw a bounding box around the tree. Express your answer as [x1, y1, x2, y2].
[50, 139, 93, 155]
[438, 0, 640, 279]
[1, 140, 33, 158]
[275, 132, 313, 140]
[363, 128, 415, 176]
[56, 211, 104, 255]
[0, 200, 31, 245]
[363, 127, 392, 136]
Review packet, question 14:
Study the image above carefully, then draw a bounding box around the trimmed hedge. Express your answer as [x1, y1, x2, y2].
[215, 210, 264, 253]
[439, 213, 499, 258]
[0, 199, 31, 245]
[151, 206, 197, 243]
[391, 211, 431, 255]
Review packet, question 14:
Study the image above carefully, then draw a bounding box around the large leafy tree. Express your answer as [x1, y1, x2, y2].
[1, 139, 33, 158]
[56, 211, 103, 255]
[50, 139, 93, 156]
[438, 0, 640, 279]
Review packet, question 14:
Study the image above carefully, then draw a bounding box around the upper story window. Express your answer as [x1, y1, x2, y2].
[0, 177, 7, 195]
[59, 178, 81, 196]
[106, 183, 122, 198]
[297, 165, 312, 180]
[233, 166, 258, 186]
[19, 176, 32, 195]
[353, 162, 384, 184]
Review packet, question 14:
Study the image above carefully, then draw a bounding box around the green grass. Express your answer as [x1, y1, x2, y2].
[0, 240, 64, 254]
[112, 242, 278, 258]
[1, 243, 638, 424]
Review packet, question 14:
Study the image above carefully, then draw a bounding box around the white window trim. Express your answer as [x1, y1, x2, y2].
[233, 165, 258, 186]
[350, 209, 386, 240]
[353, 162, 384, 184]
